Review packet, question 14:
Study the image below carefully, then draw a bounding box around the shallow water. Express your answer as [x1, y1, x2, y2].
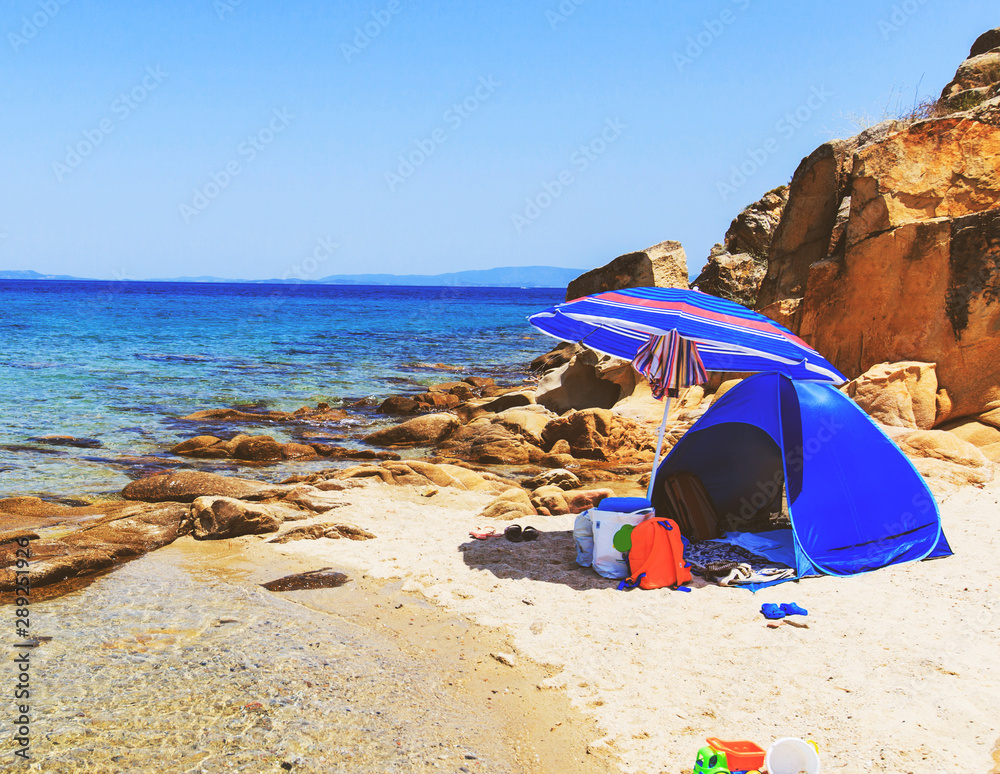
[0, 280, 560, 500]
[23, 543, 527, 773]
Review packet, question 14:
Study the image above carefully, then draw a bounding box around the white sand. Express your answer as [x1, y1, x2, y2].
[256, 477, 1000, 774]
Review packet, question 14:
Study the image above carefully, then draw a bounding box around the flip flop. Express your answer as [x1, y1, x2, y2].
[469, 526, 501, 540]
[504, 525, 540, 542]
[780, 602, 808, 616]
[761, 603, 785, 620]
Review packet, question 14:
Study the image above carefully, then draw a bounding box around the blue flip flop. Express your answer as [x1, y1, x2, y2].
[780, 603, 808, 616]
[760, 603, 785, 620]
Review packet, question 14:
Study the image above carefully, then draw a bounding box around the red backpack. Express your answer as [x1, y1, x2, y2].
[619, 517, 692, 591]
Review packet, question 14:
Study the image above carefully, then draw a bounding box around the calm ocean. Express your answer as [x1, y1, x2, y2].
[0, 280, 562, 500]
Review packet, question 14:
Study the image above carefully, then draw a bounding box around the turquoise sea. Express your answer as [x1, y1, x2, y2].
[0, 280, 562, 500]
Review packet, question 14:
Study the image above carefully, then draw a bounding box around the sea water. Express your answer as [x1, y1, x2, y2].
[0, 280, 562, 500]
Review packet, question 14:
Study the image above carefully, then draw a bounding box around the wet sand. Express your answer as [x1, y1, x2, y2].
[22, 536, 610, 774]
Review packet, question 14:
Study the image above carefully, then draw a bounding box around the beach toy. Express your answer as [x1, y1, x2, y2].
[780, 602, 808, 616]
[765, 737, 821, 774]
[705, 738, 766, 771]
[693, 746, 730, 774]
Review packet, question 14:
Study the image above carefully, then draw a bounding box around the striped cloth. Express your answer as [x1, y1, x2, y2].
[528, 287, 846, 384]
[632, 331, 708, 400]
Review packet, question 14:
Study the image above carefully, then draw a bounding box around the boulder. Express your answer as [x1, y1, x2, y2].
[939, 417, 1000, 448]
[62, 503, 191, 556]
[180, 404, 348, 423]
[538, 452, 577, 469]
[435, 424, 543, 466]
[845, 362, 941, 429]
[491, 408, 552, 446]
[476, 488, 536, 521]
[363, 413, 460, 447]
[563, 488, 614, 512]
[414, 392, 462, 409]
[469, 425, 542, 465]
[171, 435, 226, 455]
[463, 376, 495, 389]
[122, 471, 270, 503]
[191, 496, 282, 539]
[529, 485, 612, 515]
[531, 342, 580, 374]
[541, 408, 654, 461]
[535, 350, 625, 414]
[530, 485, 570, 515]
[693, 185, 788, 306]
[379, 395, 420, 415]
[333, 460, 515, 494]
[566, 240, 688, 300]
[269, 523, 376, 543]
[898, 429, 993, 469]
[941, 40, 1000, 99]
[479, 391, 536, 413]
[521, 468, 581, 491]
[690, 246, 768, 308]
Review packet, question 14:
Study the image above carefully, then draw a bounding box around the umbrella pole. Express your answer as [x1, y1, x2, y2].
[646, 396, 672, 501]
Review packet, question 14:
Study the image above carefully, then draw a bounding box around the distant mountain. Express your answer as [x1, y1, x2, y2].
[2, 265, 582, 288]
[0, 269, 87, 281]
[317, 266, 581, 287]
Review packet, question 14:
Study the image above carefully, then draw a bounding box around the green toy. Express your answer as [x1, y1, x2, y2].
[693, 746, 730, 774]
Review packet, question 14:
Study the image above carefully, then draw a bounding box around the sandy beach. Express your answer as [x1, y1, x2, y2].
[223, 472, 1000, 774]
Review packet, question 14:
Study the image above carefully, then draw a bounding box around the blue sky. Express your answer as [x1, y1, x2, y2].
[2, 1, 996, 280]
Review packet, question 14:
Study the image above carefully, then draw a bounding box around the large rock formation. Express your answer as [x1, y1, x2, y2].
[749, 29, 1000, 427]
[940, 28, 1000, 112]
[565, 240, 688, 300]
[692, 185, 789, 306]
[534, 346, 640, 413]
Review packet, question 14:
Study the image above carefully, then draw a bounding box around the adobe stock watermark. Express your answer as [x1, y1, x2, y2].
[8, 0, 71, 53]
[213, 0, 245, 21]
[511, 118, 627, 234]
[385, 76, 500, 193]
[547, 0, 585, 31]
[716, 85, 832, 202]
[179, 108, 293, 223]
[673, 0, 751, 73]
[878, 0, 930, 41]
[52, 66, 168, 182]
[341, 0, 404, 63]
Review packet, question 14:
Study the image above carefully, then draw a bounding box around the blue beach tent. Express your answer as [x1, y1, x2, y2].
[652, 373, 951, 578]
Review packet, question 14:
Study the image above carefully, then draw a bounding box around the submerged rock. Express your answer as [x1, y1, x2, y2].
[260, 568, 352, 592]
[29, 435, 103, 449]
[363, 413, 460, 447]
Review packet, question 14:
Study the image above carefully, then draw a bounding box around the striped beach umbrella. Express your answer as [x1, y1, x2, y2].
[529, 286, 845, 384]
[632, 330, 709, 400]
[529, 287, 846, 497]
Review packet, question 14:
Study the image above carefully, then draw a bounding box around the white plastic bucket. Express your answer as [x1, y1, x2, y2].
[765, 737, 821, 774]
[591, 508, 652, 579]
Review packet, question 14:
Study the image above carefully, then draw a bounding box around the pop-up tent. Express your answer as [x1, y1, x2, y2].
[652, 372, 951, 578]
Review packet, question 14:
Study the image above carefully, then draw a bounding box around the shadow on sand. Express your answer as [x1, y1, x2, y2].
[459, 528, 617, 591]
